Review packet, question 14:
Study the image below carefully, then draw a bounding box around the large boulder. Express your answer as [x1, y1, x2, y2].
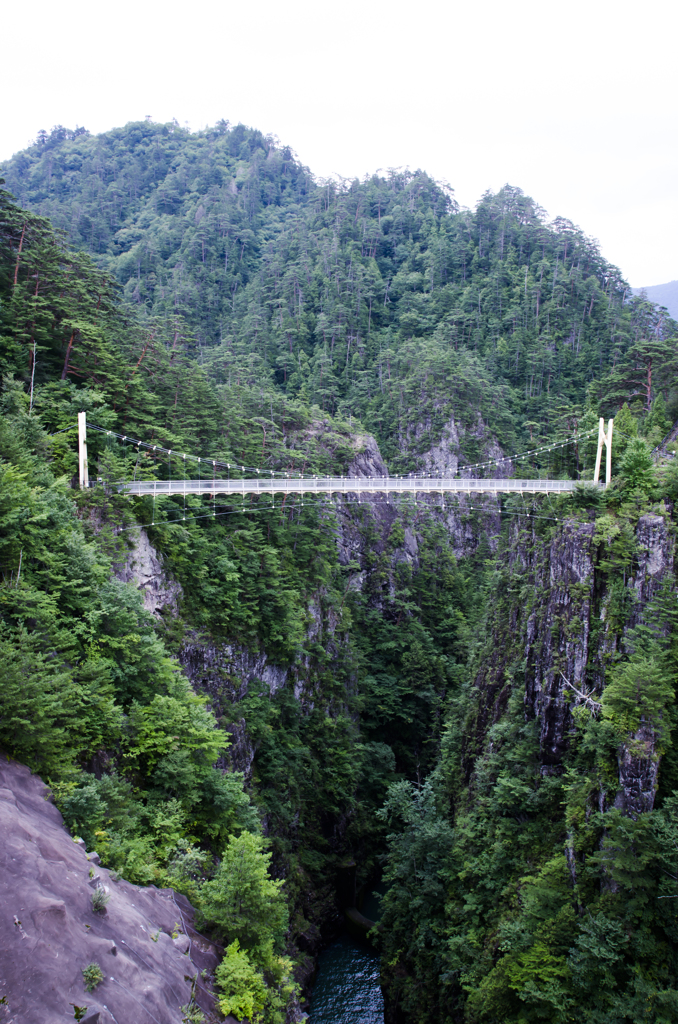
[0, 754, 220, 1023]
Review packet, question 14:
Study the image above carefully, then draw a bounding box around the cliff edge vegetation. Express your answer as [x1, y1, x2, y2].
[2, 121, 678, 1023]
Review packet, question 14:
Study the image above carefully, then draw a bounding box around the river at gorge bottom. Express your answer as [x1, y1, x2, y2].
[307, 883, 385, 1024]
[306, 933, 384, 1024]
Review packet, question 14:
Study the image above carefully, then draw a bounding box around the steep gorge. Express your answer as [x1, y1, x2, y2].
[378, 499, 678, 1024]
[2, 121, 678, 1024]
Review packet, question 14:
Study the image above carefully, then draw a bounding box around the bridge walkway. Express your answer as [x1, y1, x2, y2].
[118, 476, 592, 498]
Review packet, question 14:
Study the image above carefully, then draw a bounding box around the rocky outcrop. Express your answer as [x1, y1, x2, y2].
[179, 635, 281, 778]
[333, 427, 501, 576]
[615, 514, 674, 816]
[470, 510, 676, 811]
[0, 754, 220, 1024]
[613, 724, 662, 818]
[346, 433, 389, 478]
[524, 519, 596, 765]
[113, 527, 183, 617]
[399, 410, 514, 480]
[628, 513, 674, 626]
[178, 593, 346, 779]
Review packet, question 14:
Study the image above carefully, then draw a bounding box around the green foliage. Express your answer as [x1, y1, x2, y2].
[214, 937, 296, 1024]
[151, 508, 329, 660]
[215, 939, 268, 1021]
[595, 297, 678, 414]
[619, 437, 657, 494]
[661, 455, 678, 500]
[180, 1003, 205, 1024]
[81, 962, 104, 991]
[199, 832, 287, 954]
[645, 392, 672, 445]
[128, 680, 225, 772]
[0, 625, 121, 779]
[377, 502, 678, 1024]
[2, 124, 678, 1024]
[0, 379, 256, 887]
[5, 129, 677, 462]
[601, 657, 673, 740]
[378, 779, 454, 959]
[90, 888, 109, 912]
[201, 834, 296, 1023]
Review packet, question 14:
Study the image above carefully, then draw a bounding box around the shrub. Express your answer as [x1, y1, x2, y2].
[215, 939, 267, 1022]
[91, 887, 110, 913]
[181, 1003, 205, 1023]
[198, 832, 287, 953]
[618, 437, 657, 494]
[82, 962, 104, 991]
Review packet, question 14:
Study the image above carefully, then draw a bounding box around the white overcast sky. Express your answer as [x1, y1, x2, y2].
[3, 0, 676, 287]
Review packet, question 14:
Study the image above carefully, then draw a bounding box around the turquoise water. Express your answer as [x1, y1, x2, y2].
[361, 883, 385, 923]
[307, 934, 384, 1024]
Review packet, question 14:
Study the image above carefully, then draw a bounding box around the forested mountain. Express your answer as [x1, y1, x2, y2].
[4, 120, 677, 466]
[633, 281, 678, 322]
[2, 121, 678, 1024]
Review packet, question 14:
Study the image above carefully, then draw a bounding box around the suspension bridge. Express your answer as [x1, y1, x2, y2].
[119, 475, 582, 497]
[74, 414, 615, 500]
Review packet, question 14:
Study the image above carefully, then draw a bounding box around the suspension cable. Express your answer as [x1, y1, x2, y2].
[113, 491, 564, 533]
[85, 423, 599, 481]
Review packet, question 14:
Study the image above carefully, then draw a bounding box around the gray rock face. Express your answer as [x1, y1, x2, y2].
[0, 755, 220, 1024]
[614, 725, 661, 817]
[615, 514, 674, 816]
[179, 636, 269, 778]
[332, 489, 500, 575]
[629, 513, 674, 623]
[346, 433, 389, 478]
[412, 414, 462, 476]
[179, 587, 348, 780]
[113, 527, 183, 617]
[524, 519, 596, 765]
[471, 511, 675, 813]
[181, 636, 289, 701]
[334, 427, 501, 570]
[399, 410, 514, 480]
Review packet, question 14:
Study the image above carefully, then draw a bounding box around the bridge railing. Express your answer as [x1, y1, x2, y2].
[117, 476, 591, 496]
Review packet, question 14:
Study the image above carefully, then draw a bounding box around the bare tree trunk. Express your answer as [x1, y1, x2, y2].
[647, 358, 653, 410]
[61, 331, 76, 379]
[13, 223, 26, 288]
[29, 342, 36, 413]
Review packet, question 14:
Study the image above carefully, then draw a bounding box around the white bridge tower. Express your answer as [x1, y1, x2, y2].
[593, 417, 614, 487]
[78, 411, 89, 489]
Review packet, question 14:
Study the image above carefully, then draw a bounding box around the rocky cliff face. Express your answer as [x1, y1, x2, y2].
[112, 428, 504, 776]
[628, 513, 674, 627]
[0, 754, 220, 1024]
[613, 724, 662, 818]
[335, 426, 502, 582]
[112, 528, 290, 779]
[399, 410, 514, 480]
[524, 518, 596, 767]
[113, 527, 183, 617]
[614, 513, 675, 817]
[469, 510, 675, 816]
[177, 575, 346, 779]
[178, 635, 282, 778]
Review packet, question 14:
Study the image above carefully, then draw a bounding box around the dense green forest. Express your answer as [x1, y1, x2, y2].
[5, 120, 678, 462]
[2, 120, 678, 1024]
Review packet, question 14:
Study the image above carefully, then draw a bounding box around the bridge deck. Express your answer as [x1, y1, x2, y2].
[117, 477, 591, 497]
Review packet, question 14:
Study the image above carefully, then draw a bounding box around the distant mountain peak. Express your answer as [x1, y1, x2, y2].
[631, 280, 678, 320]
